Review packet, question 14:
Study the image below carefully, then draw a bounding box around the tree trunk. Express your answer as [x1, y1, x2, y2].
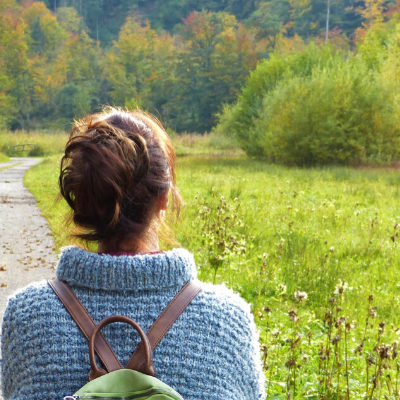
[326, 0, 330, 43]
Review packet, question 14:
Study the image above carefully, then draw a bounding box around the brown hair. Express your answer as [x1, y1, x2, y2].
[59, 108, 181, 250]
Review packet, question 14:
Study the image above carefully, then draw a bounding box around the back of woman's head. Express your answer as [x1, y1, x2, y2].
[59, 108, 180, 250]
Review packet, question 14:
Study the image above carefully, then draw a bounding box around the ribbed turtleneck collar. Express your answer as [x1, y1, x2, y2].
[56, 246, 198, 291]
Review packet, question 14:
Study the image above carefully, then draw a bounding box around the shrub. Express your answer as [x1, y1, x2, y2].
[214, 44, 340, 157]
[254, 58, 400, 165]
[216, 31, 400, 166]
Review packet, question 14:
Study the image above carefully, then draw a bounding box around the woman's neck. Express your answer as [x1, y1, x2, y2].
[98, 230, 160, 255]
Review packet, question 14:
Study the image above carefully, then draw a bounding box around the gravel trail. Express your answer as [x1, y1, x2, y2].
[0, 158, 58, 398]
[0, 158, 58, 326]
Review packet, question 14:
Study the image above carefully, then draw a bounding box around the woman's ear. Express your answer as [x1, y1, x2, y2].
[158, 189, 169, 211]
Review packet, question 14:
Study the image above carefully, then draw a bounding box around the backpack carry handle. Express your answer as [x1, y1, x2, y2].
[89, 315, 156, 380]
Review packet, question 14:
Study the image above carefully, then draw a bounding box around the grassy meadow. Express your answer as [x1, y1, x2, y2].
[16, 130, 400, 399]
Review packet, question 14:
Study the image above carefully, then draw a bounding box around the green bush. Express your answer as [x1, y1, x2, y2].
[216, 31, 400, 166]
[214, 44, 340, 157]
[254, 59, 400, 165]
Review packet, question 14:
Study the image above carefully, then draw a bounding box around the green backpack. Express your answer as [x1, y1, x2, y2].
[48, 278, 201, 400]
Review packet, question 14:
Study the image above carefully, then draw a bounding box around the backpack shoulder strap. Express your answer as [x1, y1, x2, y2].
[125, 280, 202, 371]
[48, 278, 123, 373]
[48, 278, 202, 373]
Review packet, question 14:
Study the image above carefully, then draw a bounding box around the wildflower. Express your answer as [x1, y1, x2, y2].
[330, 247, 334, 253]
[336, 306, 342, 312]
[288, 309, 298, 322]
[329, 297, 336, 303]
[271, 329, 280, 338]
[369, 306, 378, 318]
[294, 290, 308, 302]
[334, 279, 348, 295]
[276, 283, 287, 295]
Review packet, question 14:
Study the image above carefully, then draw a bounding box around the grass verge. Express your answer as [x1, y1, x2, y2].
[0, 162, 22, 172]
[0, 153, 10, 163]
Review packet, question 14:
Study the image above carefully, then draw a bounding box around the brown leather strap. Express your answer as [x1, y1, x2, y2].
[125, 281, 202, 371]
[48, 278, 122, 373]
[48, 278, 202, 374]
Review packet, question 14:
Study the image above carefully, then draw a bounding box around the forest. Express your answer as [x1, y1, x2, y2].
[1, 0, 400, 164]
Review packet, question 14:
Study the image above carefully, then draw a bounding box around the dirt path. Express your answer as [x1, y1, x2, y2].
[0, 157, 58, 326]
[0, 158, 59, 398]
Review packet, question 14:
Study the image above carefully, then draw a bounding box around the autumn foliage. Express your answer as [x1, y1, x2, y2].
[1, 0, 400, 161]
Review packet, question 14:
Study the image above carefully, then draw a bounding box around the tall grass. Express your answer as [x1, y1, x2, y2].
[0, 130, 241, 157]
[0, 153, 10, 162]
[0, 130, 69, 156]
[24, 154, 400, 398]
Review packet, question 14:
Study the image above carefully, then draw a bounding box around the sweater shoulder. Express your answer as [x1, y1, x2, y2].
[3, 280, 55, 323]
[193, 281, 256, 333]
[196, 281, 252, 313]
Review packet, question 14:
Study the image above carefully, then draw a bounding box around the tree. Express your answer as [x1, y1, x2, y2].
[168, 11, 258, 132]
[104, 15, 177, 113]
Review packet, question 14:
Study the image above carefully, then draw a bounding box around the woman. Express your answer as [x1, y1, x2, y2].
[1, 108, 265, 399]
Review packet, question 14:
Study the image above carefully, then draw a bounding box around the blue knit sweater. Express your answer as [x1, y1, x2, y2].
[1, 247, 265, 400]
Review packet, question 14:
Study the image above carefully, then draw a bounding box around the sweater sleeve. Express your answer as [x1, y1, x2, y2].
[2, 295, 19, 399]
[198, 283, 266, 400]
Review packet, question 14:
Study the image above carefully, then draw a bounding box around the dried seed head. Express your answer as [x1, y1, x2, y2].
[369, 294, 374, 302]
[366, 356, 375, 366]
[285, 359, 296, 368]
[263, 306, 271, 314]
[369, 308, 378, 318]
[329, 297, 336, 303]
[331, 335, 341, 345]
[378, 344, 391, 360]
[336, 306, 342, 312]
[355, 345, 364, 355]
[335, 316, 346, 328]
[288, 309, 298, 322]
[294, 290, 308, 302]
[307, 332, 313, 339]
